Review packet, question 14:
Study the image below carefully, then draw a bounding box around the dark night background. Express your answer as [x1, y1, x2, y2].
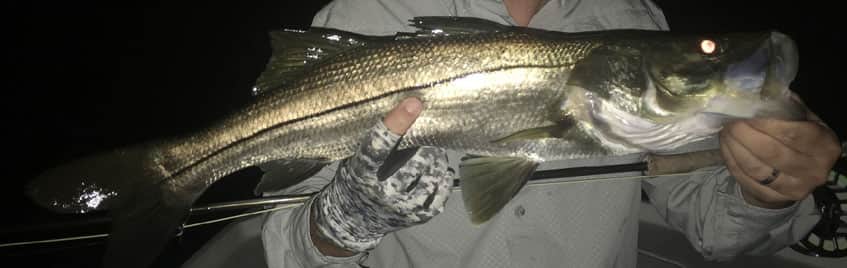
[3, 0, 844, 267]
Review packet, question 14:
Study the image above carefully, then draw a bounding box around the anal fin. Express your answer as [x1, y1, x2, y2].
[492, 115, 577, 144]
[255, 159, 328, 196]
[459, 156, 538, 224]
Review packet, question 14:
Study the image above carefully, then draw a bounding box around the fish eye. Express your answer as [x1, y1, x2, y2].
[699, 39, 717, 55]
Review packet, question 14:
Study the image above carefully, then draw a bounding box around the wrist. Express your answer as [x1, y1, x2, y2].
[309, 203, 357, 257]
[311, 180, 386, 252]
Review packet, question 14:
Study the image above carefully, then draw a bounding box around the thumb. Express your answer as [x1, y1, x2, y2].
[347, 98, 423, 180]
[383, 97, 423, 135]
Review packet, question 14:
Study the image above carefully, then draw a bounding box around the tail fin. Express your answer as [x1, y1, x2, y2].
[27, 146, 196, 268]
[26, 146, 156, 214]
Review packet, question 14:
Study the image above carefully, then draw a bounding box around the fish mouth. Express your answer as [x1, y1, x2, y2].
[760, 32, 799, 98]
[702, 32, 805, 121]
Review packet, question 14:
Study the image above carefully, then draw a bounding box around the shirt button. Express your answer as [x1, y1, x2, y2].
[514, 205, 526, 218]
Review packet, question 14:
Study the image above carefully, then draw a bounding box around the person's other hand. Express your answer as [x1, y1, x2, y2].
[719, 105, 840, 209]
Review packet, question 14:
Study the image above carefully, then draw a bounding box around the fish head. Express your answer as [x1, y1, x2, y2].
[641, 31, 806, 123]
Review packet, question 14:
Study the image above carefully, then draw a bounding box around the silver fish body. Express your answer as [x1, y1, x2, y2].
[170, 29, 802, 182]
[26, 17, 804, 267]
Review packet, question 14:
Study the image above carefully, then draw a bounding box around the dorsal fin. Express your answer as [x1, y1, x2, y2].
[254, 17, 510, 95]
[252, 28, 384, 95]
[397, 16, 510, 39]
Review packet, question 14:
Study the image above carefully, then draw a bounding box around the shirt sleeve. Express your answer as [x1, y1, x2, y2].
[261, 163, 368, 268]
[641, 165, 821, 261]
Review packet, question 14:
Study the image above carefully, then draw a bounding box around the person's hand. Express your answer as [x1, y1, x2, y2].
[310, 97, 453, 254]
[719, 106, 841, 209]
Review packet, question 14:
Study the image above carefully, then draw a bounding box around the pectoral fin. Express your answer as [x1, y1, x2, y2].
[492, 124, 573, 144]
[459, 156, 538, 224]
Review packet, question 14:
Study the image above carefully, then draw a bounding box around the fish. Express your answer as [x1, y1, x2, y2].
[25, 16, 806, 267]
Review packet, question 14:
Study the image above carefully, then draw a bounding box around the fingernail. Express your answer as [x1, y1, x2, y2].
[403, 98, 422, 116]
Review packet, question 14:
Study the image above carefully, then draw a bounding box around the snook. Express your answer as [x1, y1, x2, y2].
[26, 17, 805, 267]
